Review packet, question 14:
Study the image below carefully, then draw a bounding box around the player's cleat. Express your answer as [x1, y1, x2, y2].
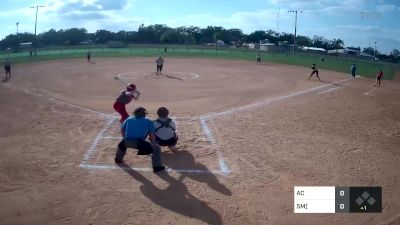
[153, 166, 166, 173]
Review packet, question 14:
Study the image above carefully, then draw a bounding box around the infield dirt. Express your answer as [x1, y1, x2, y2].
[1, 57, 399, 225]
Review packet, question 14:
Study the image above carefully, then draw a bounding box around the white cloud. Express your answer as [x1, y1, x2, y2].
[0, 0, 140, 35]
[164, 9, 285, 33]
[377, 4, 396, 12]
[269, 0, 366, 15]
[304, 25, 400, 53]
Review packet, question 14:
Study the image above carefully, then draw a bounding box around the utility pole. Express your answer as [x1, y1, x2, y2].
[288, 10, 303, 56]
[30, 5, 45, 36]
[16, 22, 19, 34]
[30, 5, 45, 56]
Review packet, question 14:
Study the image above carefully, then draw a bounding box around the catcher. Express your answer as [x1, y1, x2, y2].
[153, 107, 178, 150]
[113, 83, 141, 123]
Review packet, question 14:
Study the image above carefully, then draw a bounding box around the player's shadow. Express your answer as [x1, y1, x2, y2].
[117, 162, 223, 225]
[161, 150, 232, 196]
[163, 74, 184, 81]
[1, 77, 10, 83]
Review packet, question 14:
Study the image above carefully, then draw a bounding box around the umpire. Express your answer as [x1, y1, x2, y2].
[115, 107, 165, 173]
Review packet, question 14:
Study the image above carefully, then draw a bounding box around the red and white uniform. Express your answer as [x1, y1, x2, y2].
[113, 84, 137, 123]
[376, 71, 383, 80]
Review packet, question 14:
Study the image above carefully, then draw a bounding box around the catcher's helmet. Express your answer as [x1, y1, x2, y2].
[157, 107, 169, 118]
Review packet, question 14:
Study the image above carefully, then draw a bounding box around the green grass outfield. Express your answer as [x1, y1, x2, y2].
[1, 46, 398, 80]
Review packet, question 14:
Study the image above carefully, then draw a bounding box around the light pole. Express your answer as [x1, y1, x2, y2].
[16, 22, 19, 34]
[374, 41, 377, 60]
[288, 10, 303, 56]
[30, 5, 45, 56]
[30, 5, 45, 36]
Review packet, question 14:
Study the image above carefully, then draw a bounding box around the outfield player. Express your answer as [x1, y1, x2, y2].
[153, 107, 178, 150]
[256, 53, 261, 64]
[115, 107, 165, 173]
[3, 58, 11, 82]
[374, 69, 383, 87]
[308, 63, 320, 81]
[113, 83, 141, 123]
[156, 56, 164, 75]
[87, 51, 91, 63]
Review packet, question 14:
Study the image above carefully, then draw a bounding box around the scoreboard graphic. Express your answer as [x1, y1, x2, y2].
[294, 186, 382, 213]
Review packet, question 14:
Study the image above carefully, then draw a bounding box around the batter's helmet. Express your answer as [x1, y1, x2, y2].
[126, 83, 136, 91]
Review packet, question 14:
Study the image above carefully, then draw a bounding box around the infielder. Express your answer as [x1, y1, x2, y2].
[351, 64, 357, 79]
[308, 63, 320, 81]
[87, 51, 91, 63]
[374, 69, 383, 87]
[113, 83, 141, 123]
[156, 56, 164, 75]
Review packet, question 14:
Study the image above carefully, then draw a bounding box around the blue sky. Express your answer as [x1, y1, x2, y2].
[0, 0, 399, 53]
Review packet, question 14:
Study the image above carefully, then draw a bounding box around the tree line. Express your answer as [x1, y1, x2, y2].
[0, 24, 398, 61]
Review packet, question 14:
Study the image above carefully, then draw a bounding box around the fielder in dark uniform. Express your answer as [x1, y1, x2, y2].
[374, 69, 383, 87]
[87, 51, 91, 63]
[308, 63, 320, 81]
[351, 64, 357, 78]
[3, 58, 11, 82]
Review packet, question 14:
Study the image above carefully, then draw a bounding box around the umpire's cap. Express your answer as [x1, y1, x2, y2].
[134, 107, 148, 117]
[157, 107, 169, 118]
